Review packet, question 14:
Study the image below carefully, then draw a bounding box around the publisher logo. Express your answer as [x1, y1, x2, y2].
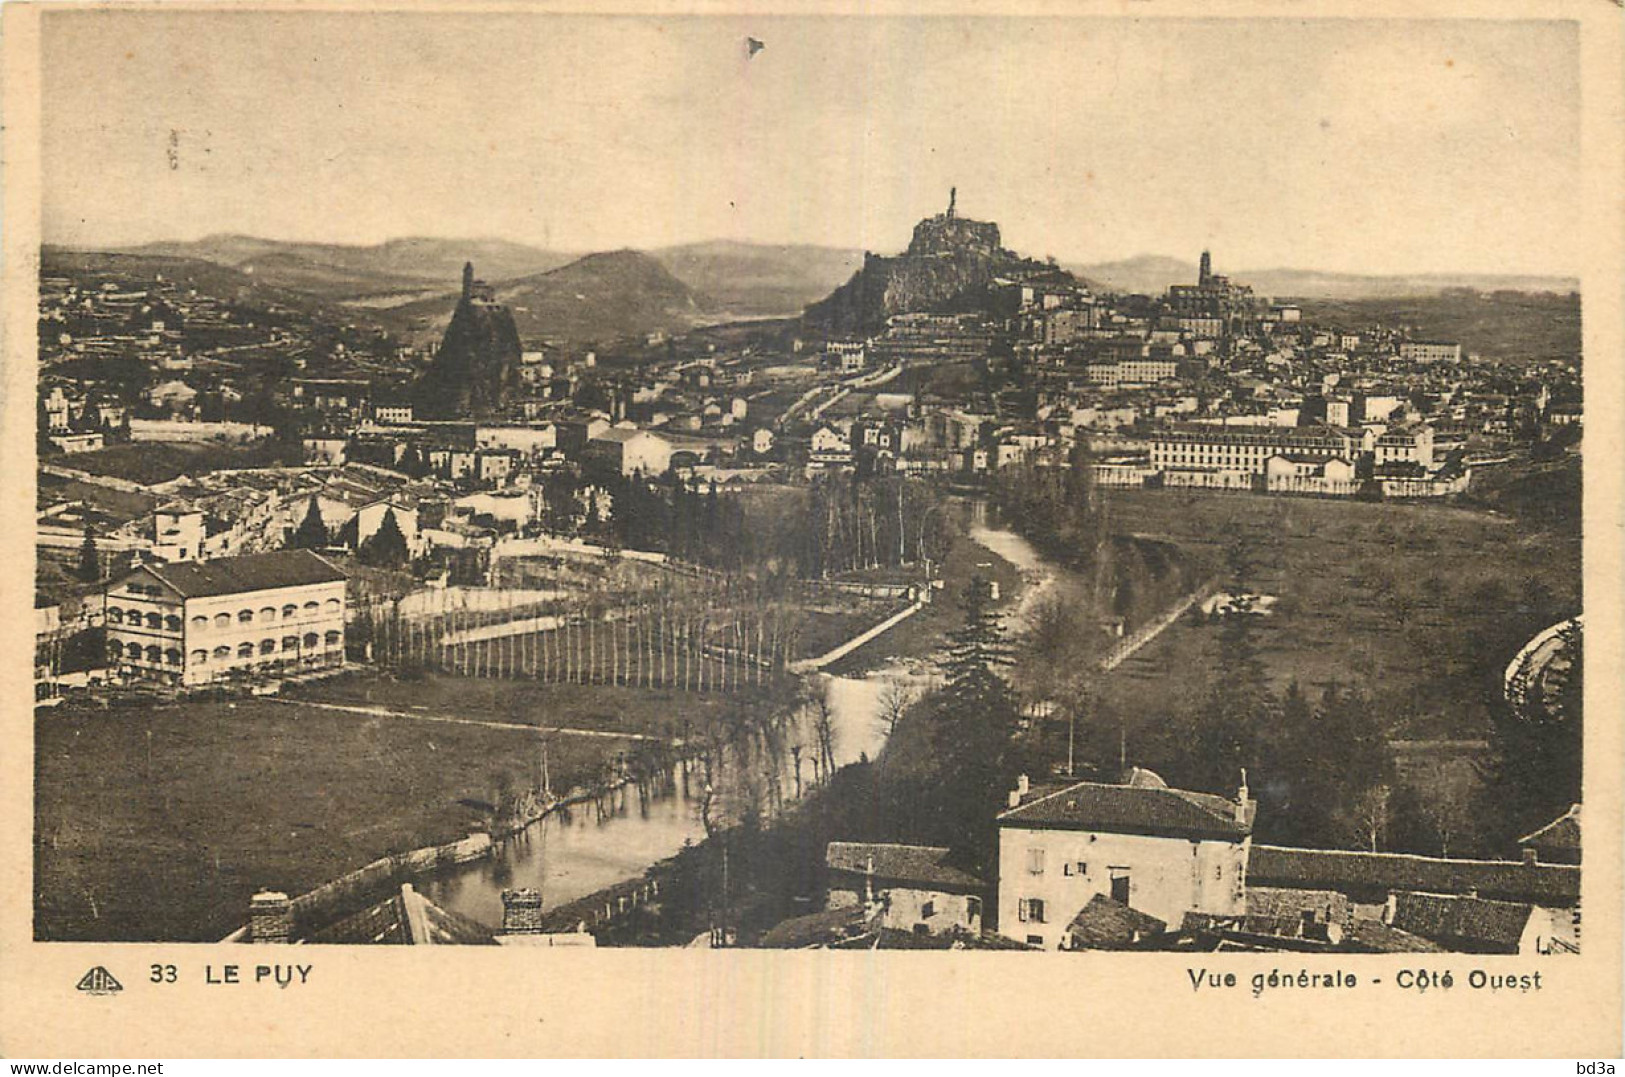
[75, 966, 122, 995]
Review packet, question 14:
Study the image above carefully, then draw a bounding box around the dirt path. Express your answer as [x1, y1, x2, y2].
[268, 696, 664, 741]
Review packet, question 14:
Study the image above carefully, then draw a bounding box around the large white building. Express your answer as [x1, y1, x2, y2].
[1085, 358, 1179, 389]
[103, 550, 347, 687]
[586, 428, 672, 476]
[996, 769, 1254, 950]
[475, 424, 557, 457]
[1374, 424, 1436, 471]
[1149, 425, 1361, 475]
[1398, 340, 1462, 364]
[823, 340, 867, 374]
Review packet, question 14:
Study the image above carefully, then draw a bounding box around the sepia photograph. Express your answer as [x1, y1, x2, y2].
[3, 1, 1620, 1059]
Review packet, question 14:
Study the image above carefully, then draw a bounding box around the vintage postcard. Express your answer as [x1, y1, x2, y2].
[0, 0, 1620, 1058]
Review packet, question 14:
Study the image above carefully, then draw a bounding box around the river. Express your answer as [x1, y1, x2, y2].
[422, 522, 1054, 930]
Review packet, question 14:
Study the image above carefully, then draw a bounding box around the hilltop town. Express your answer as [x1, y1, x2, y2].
[35, 194, 1582, 955]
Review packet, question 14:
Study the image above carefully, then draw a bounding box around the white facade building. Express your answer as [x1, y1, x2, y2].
[103, 550, 347, 687]
[586, 428, 673, 476]
[1399, 341, 1462, 364]
[996, 770, 1254, 950]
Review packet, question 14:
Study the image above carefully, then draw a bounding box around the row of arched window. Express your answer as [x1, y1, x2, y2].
[106, 598, 341, 631]
[111, 631, 341, 666]
[105, 609, 183, 631]
[111, 643, 183, 665]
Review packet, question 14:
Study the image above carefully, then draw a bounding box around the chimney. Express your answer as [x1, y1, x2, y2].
[1522, 848, 1539, 866]
[1236, 768, 1250, 824]
[501, 887, 545, 935]
[1017, 774, 1030, 796]
[1382, 892, 1397, 925]
[1007, 789, 1022, 809]
[249, 890, 292, 944]
[462, 262, 475, 302]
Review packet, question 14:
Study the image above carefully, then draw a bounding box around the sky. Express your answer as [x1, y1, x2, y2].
[41, 13, 1581, 276]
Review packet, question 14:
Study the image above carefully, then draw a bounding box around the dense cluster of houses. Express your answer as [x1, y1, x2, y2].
[787, 252, 1577, 497]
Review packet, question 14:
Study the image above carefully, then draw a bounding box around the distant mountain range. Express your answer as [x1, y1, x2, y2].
[118, 235, 581, 301]
[92, 235, 865, 340]
[57, 236, 1576, 346]
[1068, 254, 1578, 300]
[108, 234, 866, 316]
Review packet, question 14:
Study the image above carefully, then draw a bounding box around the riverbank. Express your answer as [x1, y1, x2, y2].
[821, 527, 1027, 679]
[32, 672, 782, 941]
[34, 696, 637, 941]
[513, 525, 1071, 947]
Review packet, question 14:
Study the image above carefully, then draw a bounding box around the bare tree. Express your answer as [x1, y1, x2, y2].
[1417, 774, 1476, 858]
[876, 677, 912, 739]
[811, 686, 837, 781]
[1348, 784, 1392, 853]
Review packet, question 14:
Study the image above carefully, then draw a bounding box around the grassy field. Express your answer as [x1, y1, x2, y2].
[34, 675, 779, 942]
[1298, 291, 1580, 364]
[36, 472, 158, 520]
[288, 671, 780, 738]
[56, 439, 301, 486]
[1091, 489, 1581, 746]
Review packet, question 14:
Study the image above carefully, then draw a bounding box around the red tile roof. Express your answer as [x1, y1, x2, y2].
[1342, 918, 1445, 954]
[758, 904, 875, 949]
[303, 883, 496, 945]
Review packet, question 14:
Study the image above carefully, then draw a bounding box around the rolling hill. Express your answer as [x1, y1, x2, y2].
[650, 240, 864, 317]
[114, 235, 577, 301]
[387, 249, 718, 345]
[41, 246, 348, 320]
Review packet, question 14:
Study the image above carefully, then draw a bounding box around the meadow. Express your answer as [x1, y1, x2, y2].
[1092, 488, 1581, 746]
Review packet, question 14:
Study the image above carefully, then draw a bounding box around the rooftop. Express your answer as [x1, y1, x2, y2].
[1065, 894, 1167, 949]
[998, 773, 1253, 841]
[303, 883, 497, 945]
[1247, 845, 1580, 907]
[825, 842, 984, 892]
[590, 427, 662, 445]
[1389, 892, 1534, 952]
[133, 549, 346, 599]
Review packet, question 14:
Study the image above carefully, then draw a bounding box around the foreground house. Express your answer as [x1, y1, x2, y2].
[824, 841, 986, 937]
[996, 769, 1254, 949]
[1063, 894, 1167, 950]
[103, 549, 347, 686]
[1386, 891, 1565, 955]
